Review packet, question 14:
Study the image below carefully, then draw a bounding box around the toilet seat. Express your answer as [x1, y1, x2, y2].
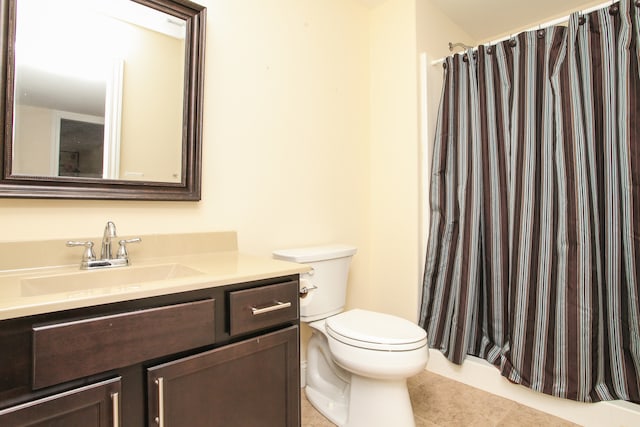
[325, 309, 427, 351]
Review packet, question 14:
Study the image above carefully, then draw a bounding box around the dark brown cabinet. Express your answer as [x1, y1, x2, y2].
[0, 377, 121, 426]
[0, 275, 300, 427]
[148, 326, 299, 427]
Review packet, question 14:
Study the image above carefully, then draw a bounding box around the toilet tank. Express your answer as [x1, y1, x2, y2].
[273, 244, 357, 322]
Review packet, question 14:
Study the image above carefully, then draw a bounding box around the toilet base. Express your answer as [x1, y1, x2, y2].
[305, 329, 350, 426]
[345, 375, 416, 427]
[306, 384, 349, 426]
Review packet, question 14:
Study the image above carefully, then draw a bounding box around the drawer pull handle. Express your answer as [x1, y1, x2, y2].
[251, 301, 292, 315]
[155, 377, 165, 427]
[111, 392, 120, 427]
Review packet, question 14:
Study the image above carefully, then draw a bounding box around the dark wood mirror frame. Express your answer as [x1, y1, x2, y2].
[0, 0, 205, 201]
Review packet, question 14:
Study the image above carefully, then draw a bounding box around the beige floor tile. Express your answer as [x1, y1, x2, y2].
[302, 370, 579, 427]
[414, 414, 441, 427]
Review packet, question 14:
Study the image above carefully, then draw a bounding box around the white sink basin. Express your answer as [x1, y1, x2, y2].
[21, 264, 204, 296]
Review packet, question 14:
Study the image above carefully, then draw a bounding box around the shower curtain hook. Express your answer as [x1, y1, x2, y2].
[609, 0, 619, 14]
[578, 10, 586, 25]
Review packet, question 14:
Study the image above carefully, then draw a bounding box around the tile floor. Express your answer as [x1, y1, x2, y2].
[301, 370, 579, 427]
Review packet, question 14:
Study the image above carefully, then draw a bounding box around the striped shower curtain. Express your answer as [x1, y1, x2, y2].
[419, 0, 640, 402]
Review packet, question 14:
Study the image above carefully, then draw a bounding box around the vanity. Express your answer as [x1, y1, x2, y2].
[0, 231, 307, 426]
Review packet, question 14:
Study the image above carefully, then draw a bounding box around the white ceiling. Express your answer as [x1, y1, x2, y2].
[359, 0, 608, 43]
[430, 0, 607, 42]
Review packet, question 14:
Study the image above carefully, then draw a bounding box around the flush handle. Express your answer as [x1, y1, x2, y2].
[299, 284, 317, 297]
[251, 301, 291, 315]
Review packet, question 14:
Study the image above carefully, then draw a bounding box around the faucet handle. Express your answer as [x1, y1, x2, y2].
[117, 238, 142, 261]
[66, 241, 96, 264]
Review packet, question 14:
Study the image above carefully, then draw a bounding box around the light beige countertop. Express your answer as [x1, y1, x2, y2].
[0, 231, 308, 321]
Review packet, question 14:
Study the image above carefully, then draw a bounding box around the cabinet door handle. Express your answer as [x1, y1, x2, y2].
[111, 392, 120, 427]
[251, 301, 292, 315]
[155, 377, 165, 427]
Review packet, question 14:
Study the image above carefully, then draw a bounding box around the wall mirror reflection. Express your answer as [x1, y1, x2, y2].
[0, 0, 205, 200]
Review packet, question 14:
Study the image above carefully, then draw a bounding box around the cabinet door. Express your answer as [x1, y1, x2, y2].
[0, 377, 121, 427]
[148, 326, 299, 427]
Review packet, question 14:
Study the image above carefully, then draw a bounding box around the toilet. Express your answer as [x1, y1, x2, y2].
[273, 244, 429, 427]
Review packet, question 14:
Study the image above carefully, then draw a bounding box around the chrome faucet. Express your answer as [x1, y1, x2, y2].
[67, 221, 141, 269]
[101, 221, 117, 260]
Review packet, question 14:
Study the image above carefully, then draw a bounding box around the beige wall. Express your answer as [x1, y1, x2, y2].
[0, 0, 372, 298]
[366, 0, 419, 320]
[363, 0, 475, 323]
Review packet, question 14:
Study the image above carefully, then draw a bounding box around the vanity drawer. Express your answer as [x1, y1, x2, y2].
[32, 299, 216, 389]
[229, 281, 298, 336]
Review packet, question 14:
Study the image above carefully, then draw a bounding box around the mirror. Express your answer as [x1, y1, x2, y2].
[0, 0, 205, 200]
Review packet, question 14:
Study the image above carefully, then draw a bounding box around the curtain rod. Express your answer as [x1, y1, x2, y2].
[430, 0, 614, 66]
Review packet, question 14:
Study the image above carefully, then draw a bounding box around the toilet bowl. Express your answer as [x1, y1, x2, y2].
[273, 245, 429, 427]
[326, 309, 428, 380]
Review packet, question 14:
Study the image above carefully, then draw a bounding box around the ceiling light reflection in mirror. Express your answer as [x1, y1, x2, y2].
[12, 0, 186, 182]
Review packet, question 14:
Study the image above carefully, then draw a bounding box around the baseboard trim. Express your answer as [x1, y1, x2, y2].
[426, 351, 640, 427]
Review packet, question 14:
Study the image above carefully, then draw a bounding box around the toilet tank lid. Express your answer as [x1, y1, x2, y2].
[273, 244, 357, 263]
